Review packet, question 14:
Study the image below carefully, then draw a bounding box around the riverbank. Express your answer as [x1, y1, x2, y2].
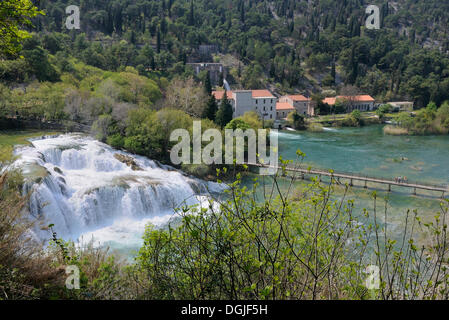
[383, 102, 449, 136]
[0, 130, 61, 165]
[306, 111, 382, 128]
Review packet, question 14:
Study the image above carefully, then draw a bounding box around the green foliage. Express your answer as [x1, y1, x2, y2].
[1, 0, 449, 106]
[0, 0, 43, 57]
[287, 111, 306, 130]
[239, 111, 263, 130]
[133, 163, 449, 300]
[106, 134, 125, 149]
[225, 118, 251, 131]
[343, 110, 363, 127]
[375, 104, 393, 120]
[393, 101, 449, 135]
[215, 91, 233, 128]
[203, 95, 218, 121]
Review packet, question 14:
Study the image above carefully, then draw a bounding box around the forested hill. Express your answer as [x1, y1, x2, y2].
[4, 0, 449, 108]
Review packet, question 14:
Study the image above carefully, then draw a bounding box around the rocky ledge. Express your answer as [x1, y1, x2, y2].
[114, 153, 143, 171]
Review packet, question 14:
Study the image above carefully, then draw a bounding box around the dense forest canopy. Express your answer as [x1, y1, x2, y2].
[1, 0, 449, 109]
[8, 0, 445, 107]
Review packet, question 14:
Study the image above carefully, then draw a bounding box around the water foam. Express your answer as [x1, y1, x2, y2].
[12, 134, 224, 248]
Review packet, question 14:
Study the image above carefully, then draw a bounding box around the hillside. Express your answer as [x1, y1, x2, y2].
[2, 0, 449, 108]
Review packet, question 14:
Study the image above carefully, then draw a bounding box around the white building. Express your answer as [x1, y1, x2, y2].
[212, 89, 277, 120]
[387, 101, 414, 112]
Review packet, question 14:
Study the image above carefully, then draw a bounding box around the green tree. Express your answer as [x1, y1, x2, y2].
[23, 45, 59, 82]
[215, 91, 233, 128]
[204, 71, 212, 95]
[287, 111, 305, 130]
[203, 94, 218, 121]
[0, 0, 43, 57]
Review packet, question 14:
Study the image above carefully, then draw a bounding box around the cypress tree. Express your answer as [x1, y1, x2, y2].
[204, 95, 218, 121]
[215, 91, 233, 128]
[189, 0, 194, 26]
[156, 29, 161, 53]
[218, 71, 224, 87]
[331, 61, 336, 85]
[204, 71, 212, 95]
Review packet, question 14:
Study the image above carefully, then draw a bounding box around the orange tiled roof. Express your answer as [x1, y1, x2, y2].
[276, 102, 295, 111]
[339, 95, 375, 102]
[213, 89, 276, 100]
[323, 95, 375, 105]
[288, 95, 310, 101]
[251, 90, 275, 98]
[323, 97, 337, 105]
[212, 90, 233, 100]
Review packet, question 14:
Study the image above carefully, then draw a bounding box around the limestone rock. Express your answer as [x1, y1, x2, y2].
[114, 153, 143, 171]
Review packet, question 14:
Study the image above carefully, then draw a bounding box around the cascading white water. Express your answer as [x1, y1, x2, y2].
[12, 133, 223, 253]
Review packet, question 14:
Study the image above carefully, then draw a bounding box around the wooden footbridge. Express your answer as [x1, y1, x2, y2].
[248, 163, 448, 198]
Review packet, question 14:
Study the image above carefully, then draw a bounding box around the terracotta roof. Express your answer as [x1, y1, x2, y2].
[323, 97, 337, 105]
[212, 90, 233, 100]
[212, 89, 276, 100]
[339, 95, 375, 102]
[251, 90, 275, 98]
[276, 102, 295, 111]
[287, 95, 310, 101]
[323, 95, 375, 105]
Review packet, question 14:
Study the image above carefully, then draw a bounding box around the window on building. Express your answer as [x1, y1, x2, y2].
[256, 100, 258, 104]
[264, 99, 266, 104]
[270, 114, 272, 119]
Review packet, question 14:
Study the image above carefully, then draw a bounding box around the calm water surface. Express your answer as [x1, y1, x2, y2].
[243, 125, 449, 241]
[276, 125, 449, 186]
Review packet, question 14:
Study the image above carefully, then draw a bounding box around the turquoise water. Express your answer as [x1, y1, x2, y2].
[242, 125, 449, 242]
[276, 125, 449, 186]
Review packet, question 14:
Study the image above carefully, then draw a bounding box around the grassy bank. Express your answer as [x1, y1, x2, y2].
[308, 111, 381, 128]
[384, 102, 449, 136]
[0, 130, 60, 165]
[383, 125, 409, 135]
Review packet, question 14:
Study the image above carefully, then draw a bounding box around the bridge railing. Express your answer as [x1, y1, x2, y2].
[272, 163, 448, 189]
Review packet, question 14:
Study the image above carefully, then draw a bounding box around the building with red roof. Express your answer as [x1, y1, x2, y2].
[322, 95, 375, 112]
[277, 94, 314, 118]
[212, 89, 277, 120]
[276, 102, 295, 119]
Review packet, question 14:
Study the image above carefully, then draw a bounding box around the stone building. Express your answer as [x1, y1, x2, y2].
[278, 95, 313, 116]
[212, 89, 277, 120]
[187, 63, 225, 85]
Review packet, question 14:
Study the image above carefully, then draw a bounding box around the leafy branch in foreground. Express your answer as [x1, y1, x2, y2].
[135, 153, 449, 300]
[1, 152, 448, 300]
[0, 0, 44, 58]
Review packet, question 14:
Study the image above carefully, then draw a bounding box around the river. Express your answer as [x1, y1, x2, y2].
[276, 125, 449, 186]
[11, 133, 223, 257]
[9, 126, 449, 257]
[244, 125, 449, 245]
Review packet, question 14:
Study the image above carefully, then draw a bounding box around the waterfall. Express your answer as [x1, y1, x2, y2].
[12, 134, 223, 251]
[223, 79, 231, 91]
